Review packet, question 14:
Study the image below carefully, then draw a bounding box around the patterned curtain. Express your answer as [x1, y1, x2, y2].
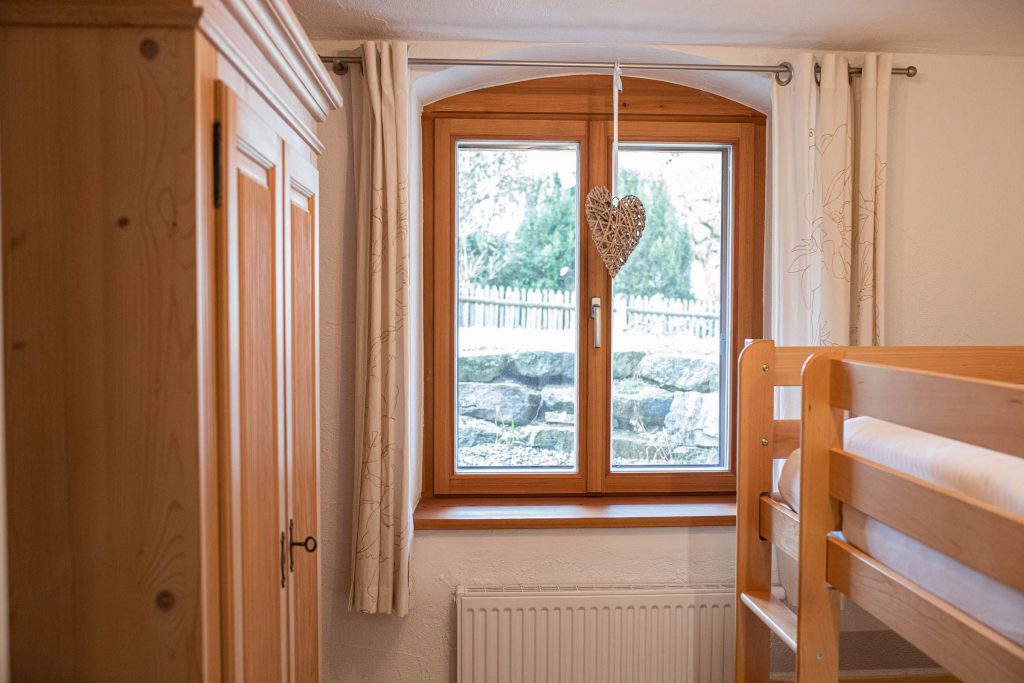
[772, 52, 892, 349]
[771, 53, 892, 607]
[350, 41, 413, 616]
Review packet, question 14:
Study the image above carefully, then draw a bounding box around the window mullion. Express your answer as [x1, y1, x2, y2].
[583, 119, 612, 492]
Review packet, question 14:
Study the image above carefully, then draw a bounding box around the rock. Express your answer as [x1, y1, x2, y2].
[611, 431, 673, 464]
[672, 446, 720, 466]
[611, 382, 674, 428]
[636, 354, 719, 392]
[509, 350, 575, 382]
[664, 391, 720, 447]
[456, 416, 502, 448]
[525, 424, 575, 452]
[610, 431, 719, 467]
[541, 385, 576, 414]
[612, 351, 645, 379]
[457, 443, 573, 469]
[544, 411, 575, 425]
[458, 351, 509, 383]
[458, 382, 542, 426]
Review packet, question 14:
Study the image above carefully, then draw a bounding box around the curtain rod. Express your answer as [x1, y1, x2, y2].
[319, 55, 918, 86]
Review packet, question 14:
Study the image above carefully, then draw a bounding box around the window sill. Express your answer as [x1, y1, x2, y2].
[413, 495, 736, 530]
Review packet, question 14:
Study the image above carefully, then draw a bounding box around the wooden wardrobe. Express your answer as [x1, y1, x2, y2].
[0, 0, 341, 680]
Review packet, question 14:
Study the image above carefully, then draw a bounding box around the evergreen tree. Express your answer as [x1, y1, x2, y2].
[497, 174, 577, 291]
[458, 156, 695, 302]
[613, 169, 694, 301]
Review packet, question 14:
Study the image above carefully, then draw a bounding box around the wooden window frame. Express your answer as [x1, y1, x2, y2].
[422, 76, 765, 499]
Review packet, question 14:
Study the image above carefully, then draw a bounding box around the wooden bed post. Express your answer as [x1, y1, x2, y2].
[796, 352, 844, 680]
[735, 340, 775, 682]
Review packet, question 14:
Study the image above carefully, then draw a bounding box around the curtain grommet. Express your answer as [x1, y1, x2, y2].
[775, 62, 793, 87]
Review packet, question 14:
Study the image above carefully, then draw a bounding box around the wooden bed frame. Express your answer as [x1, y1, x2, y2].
[734, 340, 1024, 682]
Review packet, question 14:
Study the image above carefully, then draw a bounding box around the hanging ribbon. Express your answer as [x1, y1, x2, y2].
[584, 59, 647, 278]
[611, 58, 623, 201]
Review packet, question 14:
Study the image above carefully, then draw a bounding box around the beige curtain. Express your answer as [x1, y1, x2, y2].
[852, 54, 892, 345]
[772, 53, 892, 608]
[771, 52, 892, 348]
[350, 40, 413, 616]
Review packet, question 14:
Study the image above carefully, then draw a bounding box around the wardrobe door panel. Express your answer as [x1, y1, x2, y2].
[216, 81, 289, 683]
[285, 148, 321, 682]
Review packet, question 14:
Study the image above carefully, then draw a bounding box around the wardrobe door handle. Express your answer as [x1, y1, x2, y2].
[288, 519, 318, 572]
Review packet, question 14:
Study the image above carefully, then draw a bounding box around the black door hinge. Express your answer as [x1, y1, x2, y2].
[212, 121, 222, 209]
[280, 531, 287, 588]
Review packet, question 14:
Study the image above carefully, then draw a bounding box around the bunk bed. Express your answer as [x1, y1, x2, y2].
[734, 340, 1024, 682]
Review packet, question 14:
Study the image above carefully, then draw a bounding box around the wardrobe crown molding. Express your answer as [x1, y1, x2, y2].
[198, 0, 342, 119]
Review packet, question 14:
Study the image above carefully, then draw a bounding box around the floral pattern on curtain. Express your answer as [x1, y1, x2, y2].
[350, 40, 413, 616]
[773, 52, 892, 349]
[771, 52, 893, 608]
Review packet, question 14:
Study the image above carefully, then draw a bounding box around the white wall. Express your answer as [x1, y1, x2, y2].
[317, 42, 1024, 682]
[884, 53, 1024, 344]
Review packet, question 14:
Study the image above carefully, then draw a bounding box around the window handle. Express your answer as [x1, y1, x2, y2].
[591, 297, 602, 348]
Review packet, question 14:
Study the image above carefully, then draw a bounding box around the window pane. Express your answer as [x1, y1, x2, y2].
[610, 147, 726, 470]
[455, 143, 579, 472]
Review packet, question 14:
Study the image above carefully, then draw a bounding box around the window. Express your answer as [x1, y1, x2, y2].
[455, 141, 582, 474]
[424, 76, 765, 497]
[609, 145, 727, 472]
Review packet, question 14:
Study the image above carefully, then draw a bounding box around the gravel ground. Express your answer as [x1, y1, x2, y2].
[457, 442, 718, 469]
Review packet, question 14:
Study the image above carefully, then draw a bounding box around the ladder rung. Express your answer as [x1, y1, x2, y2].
[740, 590, 797, 652]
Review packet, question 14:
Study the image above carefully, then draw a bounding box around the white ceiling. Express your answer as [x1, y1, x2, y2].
[292, 0, 1024, 56]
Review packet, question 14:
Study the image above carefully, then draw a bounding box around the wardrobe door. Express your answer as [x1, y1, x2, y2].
[284, 147, 321, 682]
[216, 81, 289, 682]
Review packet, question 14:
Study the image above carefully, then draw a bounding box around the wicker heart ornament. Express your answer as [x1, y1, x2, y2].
[585, 186, 646, 277]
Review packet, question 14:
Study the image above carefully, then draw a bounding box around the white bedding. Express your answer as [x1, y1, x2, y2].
[777, 416, 1024, 647]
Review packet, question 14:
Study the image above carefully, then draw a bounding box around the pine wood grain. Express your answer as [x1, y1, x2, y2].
[772, 673, 959, 682]
[2, 6, 333, 679]
[420, 114, 436, 499]
[735, 340, 776, 682]
[428, 117, 590, 496]
[772, 419, 800, 459]
[737, 342, 1024, 683]
[831, 359, 1024, 458]
[2, 23, 203, 681]
[759, 494, 799, 560]
[0, 2, 201, 27]
[422, 78, 766, 497]
[831, 449, 1024, 594]
[770, 346, 1024, 387]
[285, 149, 320, 683]
[195, 33, 224, 682]
[828, 536, 1024, 683]
[739, 591, 797, 652]
[594, 117, 760, 495]
[217, 81, 289, 682]
[237, 162, 286, 683]
[413, 495, 735, 529]
[796, 351, 843, 680]
[423, 75, 766, 120]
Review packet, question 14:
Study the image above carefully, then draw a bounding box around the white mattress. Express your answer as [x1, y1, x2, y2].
[777, 416, 1024, 647]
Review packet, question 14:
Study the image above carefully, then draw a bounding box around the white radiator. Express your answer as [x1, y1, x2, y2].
[456, 584, 735, 683]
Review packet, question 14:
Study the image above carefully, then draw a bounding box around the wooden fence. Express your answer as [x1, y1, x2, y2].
[458, 285, 720, 339]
